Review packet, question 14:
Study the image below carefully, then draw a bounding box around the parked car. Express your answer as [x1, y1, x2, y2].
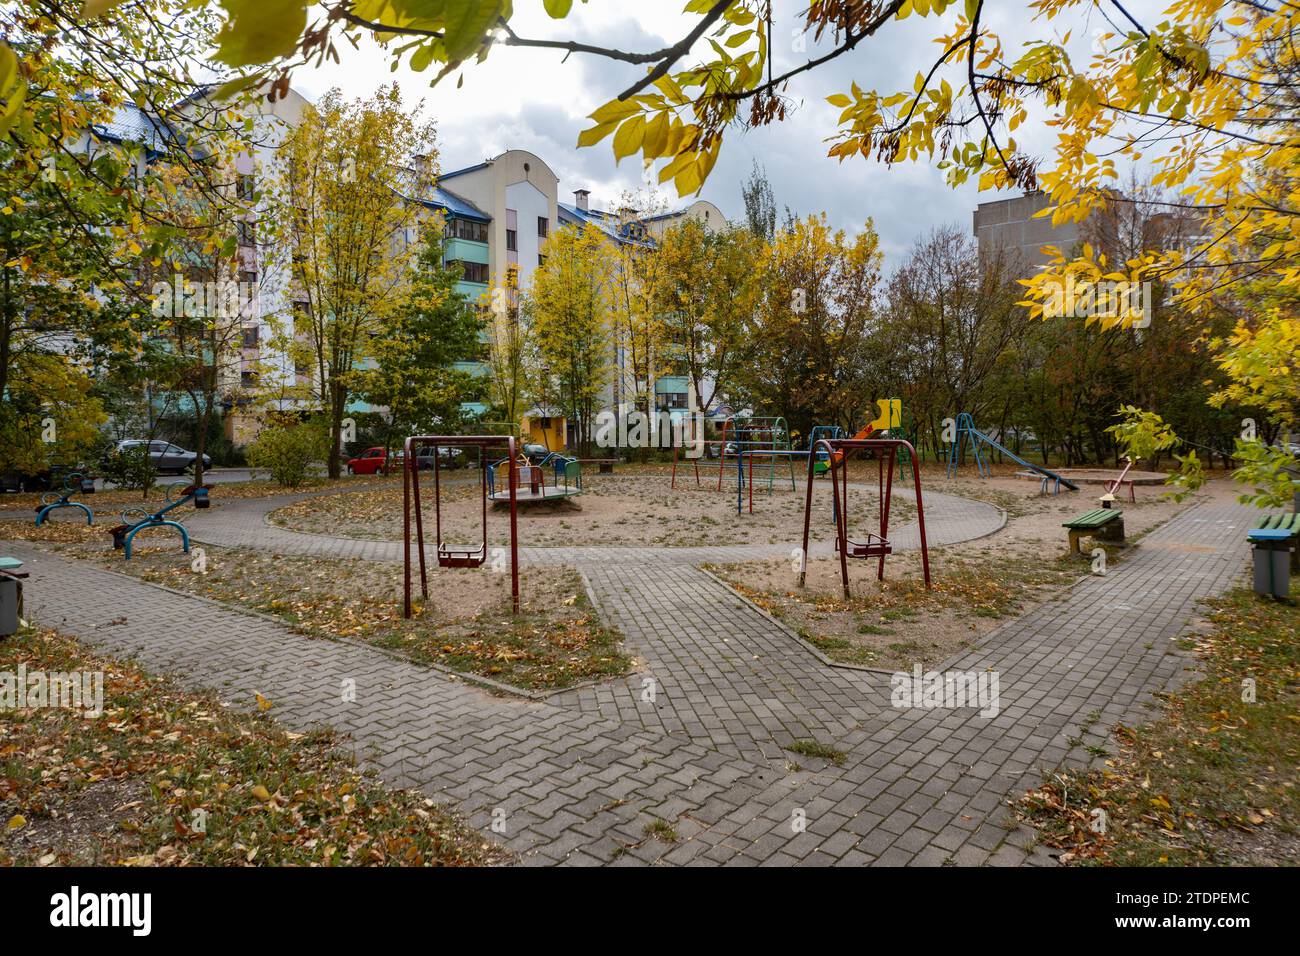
[0, 467, 53, 493]
[345, 446, 391, 475]
[102, 439, 210, 475]
[414, 446, 464, 470]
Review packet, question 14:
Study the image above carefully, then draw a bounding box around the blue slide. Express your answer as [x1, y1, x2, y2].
[947, 413, 1079, 492]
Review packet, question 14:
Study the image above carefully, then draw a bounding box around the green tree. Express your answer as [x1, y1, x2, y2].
[650, 221, 762, 415]
[529, 223, 615, 456]
[357, 230, 484, 452]
[270, 85, 435, 478]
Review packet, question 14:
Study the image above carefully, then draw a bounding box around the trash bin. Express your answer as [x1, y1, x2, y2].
[1247, 528, 1293, 600]
[0, 557, 25, 637]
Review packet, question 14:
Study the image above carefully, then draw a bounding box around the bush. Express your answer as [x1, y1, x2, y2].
[246, 423, 326, 488]
[100, 443, 159, 497]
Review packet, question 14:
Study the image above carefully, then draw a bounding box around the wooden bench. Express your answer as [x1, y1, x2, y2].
[1254, 513, 1300, 571]
[1063, 508, 1125, 553]
[576, 458, 618, 474]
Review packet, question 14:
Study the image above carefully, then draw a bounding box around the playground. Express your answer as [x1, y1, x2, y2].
[266, 464, 910, 548]
[4, 414, 1293, 868]
[713, 466, 1242, 670]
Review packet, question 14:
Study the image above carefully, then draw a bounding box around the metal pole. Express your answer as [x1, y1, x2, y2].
[906, 438, 932, 587]
[798, 439, 821, 588]
[402, 436, 412, 618]
[507, 437, 520, 614]
[830, 440, 851, 599]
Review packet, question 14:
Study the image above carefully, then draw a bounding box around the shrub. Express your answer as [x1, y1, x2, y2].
[246, 423, 326, 488]
[100, 443, 159, 497]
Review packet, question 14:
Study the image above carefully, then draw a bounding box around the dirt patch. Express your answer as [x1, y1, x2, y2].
[713, 474, 1245, 671]
[3, 778, 150, 865]
[48, 540, 630, 692]
[267, 464, 912, 549]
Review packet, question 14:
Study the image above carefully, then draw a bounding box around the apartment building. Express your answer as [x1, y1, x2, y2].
[80, 86, 731, 446]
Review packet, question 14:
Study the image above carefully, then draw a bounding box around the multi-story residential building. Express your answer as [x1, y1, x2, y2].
[974, 190, 1209, 278]
[434, 149, 560, 291]
[556, 189, 725, 246]
[77, 87, 733, 450]
[972, 190, 1081, 269]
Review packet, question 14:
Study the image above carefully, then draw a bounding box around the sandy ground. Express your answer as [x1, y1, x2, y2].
[713, 467, 1247, 672]
[268, 463, 916, 549]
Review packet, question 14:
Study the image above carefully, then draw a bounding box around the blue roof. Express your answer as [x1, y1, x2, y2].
[557, 203, 656, 248]
[425, 185, 490, 222]
[86, 102, 175, 154]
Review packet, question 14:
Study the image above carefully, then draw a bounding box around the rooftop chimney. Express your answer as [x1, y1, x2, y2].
[573, 188, 589, 212]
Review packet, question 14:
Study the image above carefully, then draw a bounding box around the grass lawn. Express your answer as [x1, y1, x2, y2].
[0, 625, 507, 867]
[1017, 581, 1300, 865]
[53, 542, 631, 692]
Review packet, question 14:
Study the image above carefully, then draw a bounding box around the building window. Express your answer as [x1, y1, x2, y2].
[451, 218, 488, 243]
[446, 260, 489, 284]
[236, 173, 256, 201]
[236, 219, 256, 247]
[537, 216, 548, 237]
[505, 228, 517, 252]
[538, 253, 546, 267]
[241, 326, 259, 349]
[240, 370, 257, 388]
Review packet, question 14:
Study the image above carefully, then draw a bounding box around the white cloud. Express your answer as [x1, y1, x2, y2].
[288, 0, 1163, 268]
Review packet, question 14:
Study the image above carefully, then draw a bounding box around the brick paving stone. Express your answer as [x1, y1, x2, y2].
[9, 494, 1253, 866]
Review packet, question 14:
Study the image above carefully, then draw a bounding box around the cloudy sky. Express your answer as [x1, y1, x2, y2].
[289, 1, 1152, 268]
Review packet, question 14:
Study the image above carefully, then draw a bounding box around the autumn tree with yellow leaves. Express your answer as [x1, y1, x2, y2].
[170, 0, 1300, 500]
[735, 214, 884, 440]
[649, 219, 763, 417]
[529, 223, 617, 456]
[268, 86, 435, 478]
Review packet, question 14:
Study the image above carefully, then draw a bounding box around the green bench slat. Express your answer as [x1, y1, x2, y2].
[1063, 509, 1122, 529]
[1254, 513, 1300, 534]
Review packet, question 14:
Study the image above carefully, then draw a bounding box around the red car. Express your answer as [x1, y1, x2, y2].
[346, 447, 396, 475]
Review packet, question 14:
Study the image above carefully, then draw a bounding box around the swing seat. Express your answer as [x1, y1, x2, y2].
[437, 545, 486, 569]
[836, 532, 892, 559]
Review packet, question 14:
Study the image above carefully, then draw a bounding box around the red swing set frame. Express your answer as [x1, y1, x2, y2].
[799, 437, 932, 598]
[402, 434, 520, 618]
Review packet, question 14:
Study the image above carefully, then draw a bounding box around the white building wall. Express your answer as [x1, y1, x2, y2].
[505, 179, 550, 288]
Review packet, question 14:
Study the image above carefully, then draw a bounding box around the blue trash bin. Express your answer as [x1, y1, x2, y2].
[1247, 528, 1293, 600]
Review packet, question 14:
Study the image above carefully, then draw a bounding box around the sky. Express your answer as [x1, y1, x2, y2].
[287, 0, 1156, 269]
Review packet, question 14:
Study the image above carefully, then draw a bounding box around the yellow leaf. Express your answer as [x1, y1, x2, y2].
[6, 814, 26, 831]
[251, 785, 273, 802]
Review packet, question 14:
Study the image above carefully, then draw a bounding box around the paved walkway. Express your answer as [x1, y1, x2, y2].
[8, 486, 1256, 865]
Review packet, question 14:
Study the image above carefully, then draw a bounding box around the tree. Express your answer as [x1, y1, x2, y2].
[737, 214, 883, 439]
[529, 223, 615, 456]
[607, 193, 670, 453]
[885, 227, 1028, 455]
[139, 92, 275, 486]
[269, 86, 435, 478]
[0, 1, 241, 481]
[650, 220, 762, 415]
[356, 230, 484, 452]
[741, 160, 777, 241]
[483, 278, 531, 432]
